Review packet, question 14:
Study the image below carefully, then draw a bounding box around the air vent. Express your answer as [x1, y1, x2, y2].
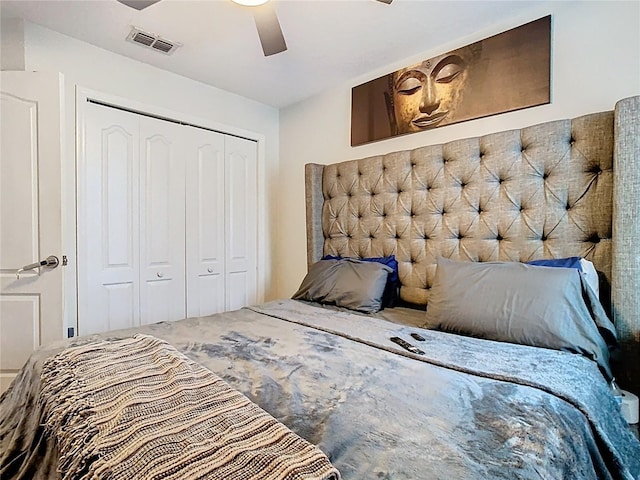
[152, 39, 174, 54]
[132, 31, 155, 46]
[127, 27, 181, 55]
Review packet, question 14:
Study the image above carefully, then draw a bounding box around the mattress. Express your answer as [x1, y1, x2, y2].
[2, 299, 639, 479]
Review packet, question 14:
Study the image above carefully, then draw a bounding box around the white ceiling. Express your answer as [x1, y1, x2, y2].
[1, 0, 546, 108]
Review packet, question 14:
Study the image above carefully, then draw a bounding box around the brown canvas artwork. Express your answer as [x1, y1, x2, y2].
[351, 16, 551, 146]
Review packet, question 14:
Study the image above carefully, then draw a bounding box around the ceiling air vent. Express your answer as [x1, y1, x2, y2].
[127, 27, 181, 55]
[152, 39, 174, 54]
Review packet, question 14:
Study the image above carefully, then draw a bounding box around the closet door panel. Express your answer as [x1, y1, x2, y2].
[80, 104, 140, 334]
[225, 136, 258, 311]
[104, 284, 137, 331]
[186, 128, 225, 317]
[139, 118, 186, 325]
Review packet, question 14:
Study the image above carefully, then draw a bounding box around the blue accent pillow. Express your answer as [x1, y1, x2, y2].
[526, 257, 600, 298]
[322, 255, 399, 308]
[527, 257, 582, 270]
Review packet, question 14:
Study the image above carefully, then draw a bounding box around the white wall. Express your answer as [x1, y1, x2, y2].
[18, 22, 280, 331]
[277, 0, 640, 298]
[0, 17, 25, 70]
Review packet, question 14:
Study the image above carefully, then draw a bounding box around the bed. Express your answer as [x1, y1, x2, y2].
[2, 95, 639, 480]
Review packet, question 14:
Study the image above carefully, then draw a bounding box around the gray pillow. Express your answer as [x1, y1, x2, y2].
[424, 257, 617, 379]
[292, 258, 392, 313]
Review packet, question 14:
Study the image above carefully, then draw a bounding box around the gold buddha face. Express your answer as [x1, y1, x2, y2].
[392, 53, 469, 133]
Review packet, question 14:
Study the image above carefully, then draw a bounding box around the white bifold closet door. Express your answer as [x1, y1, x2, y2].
[80, 103, 186, 334]
[80, 104, 141, 334]
[184, 128, 258, 317]
[139, 117, 187, 325]
[223, 136, 258, 311]
[185, 127, 225, 316]
[79, 102, 258, 335]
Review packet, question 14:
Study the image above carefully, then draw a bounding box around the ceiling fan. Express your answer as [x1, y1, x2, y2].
[116, 0, 393, 57]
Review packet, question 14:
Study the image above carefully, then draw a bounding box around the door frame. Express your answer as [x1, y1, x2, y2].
[74, 87, 268, 330]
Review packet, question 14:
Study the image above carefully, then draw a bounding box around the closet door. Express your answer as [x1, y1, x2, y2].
[185, 128, 226, 318]
[139, 117, 186, 325]
[79, 104, 141, 334]
[79, 103, 260, 332]
[225, 136, 258, 310]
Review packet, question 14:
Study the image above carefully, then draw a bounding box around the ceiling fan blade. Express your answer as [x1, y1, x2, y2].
[376, 0, 393, 4]
[253, 3, 287, 56]
[116, 0, 161, 10]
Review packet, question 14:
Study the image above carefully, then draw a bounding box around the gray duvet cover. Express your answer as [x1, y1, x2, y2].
[2, 299, 639, 479]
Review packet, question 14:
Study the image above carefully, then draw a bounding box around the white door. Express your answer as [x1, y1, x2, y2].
[79, 105, 187, 334]
[139, 117, 186, 325]
[0, 72, 64, 392]
[184, 130, 259, 316]
[185, 127, 226, 317]
[225, 136, 258, 311]
[79, 103, 141, 335]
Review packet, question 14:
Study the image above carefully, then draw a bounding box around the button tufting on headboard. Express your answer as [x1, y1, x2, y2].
[318, 114, 615, 307]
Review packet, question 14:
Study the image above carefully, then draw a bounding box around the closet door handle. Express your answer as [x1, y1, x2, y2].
[207, 267, 214, 273]
[156, 272, 164, 278]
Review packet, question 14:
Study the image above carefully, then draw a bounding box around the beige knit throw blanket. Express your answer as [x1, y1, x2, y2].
[39, 334, 341, 480]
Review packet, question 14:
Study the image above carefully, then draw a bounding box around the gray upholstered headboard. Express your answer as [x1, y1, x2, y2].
[305, 95, 639, 392]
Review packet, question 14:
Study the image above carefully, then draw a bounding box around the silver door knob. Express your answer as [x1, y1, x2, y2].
[16, 255, 59, 279]
[156, 272, 164, 278]
[207, 267, 214, 273]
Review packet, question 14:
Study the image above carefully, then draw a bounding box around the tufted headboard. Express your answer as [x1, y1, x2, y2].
[305, 95, 640, 392]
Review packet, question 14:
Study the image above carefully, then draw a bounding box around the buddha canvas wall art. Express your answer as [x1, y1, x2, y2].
[351, 16, 551, 146]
